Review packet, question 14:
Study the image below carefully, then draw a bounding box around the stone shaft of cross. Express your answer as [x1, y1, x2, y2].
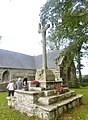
[38, 22, 50, 70]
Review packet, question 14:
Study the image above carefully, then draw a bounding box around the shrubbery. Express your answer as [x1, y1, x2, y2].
[80, 75, 88, 87]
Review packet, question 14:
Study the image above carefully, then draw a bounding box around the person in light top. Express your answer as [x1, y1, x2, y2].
[15, 77, 22, 90]
[6, 80, 15, 96]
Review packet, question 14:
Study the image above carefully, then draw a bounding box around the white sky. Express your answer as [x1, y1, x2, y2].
[0, 0, 47, 55]
[0, 0, 87, 75]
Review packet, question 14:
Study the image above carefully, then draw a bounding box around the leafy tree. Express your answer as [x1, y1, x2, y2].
[40, 0, 88, 50]
[40, 0, 88, 80]
[75, 51, 84, 82]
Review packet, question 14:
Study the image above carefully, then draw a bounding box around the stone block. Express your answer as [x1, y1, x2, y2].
[57, 106, 64, 115]
[44, 90, 56, 96]
[63, 105, 67, 112]
[72, 101, 76, 108]
[59, 94, 65, 100]
[63, 87, 69, 92]
[29, 87, 42, 91]
[64, 91, 76, 98]
[38, 95, 59, 105]
[67, 103, 72, 111]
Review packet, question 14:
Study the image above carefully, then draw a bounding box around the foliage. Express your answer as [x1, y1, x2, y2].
[40, 0, 88, 45]
[80, 75, 88, 87]
[82, 75, 88, 82]
[31, 80, 40, 84]
[40, 0, 88, 76]
[80, 82, 88, 87]
[56, 85, 63, 92]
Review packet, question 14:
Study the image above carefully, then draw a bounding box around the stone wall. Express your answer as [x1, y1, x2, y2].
[0, 82, 8, 91]
[0, 68, 36, 91]
[0, 68, 36, 82]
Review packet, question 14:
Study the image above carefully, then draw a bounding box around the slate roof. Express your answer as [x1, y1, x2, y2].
[0, 49, 35, 69]
[0, 49, 61, 69]
[34, 50, 61, 69]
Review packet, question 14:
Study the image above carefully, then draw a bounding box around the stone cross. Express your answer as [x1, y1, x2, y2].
[38, 19, 50, 69]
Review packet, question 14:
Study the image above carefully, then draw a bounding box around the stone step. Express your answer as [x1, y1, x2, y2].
[36, 94, 83, 120]
[38, 91, 76, 105]
[43, 87, 69, 97]
[43, 89, 57, 96]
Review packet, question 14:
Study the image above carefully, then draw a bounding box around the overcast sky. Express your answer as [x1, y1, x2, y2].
[0, 0, 47, 55]
[0, 0, 87, 75]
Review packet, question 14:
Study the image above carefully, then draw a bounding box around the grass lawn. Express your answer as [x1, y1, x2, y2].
[0, 92, 41, 120]
[58, 87, 88, 120]
[0, 87, 88, 120]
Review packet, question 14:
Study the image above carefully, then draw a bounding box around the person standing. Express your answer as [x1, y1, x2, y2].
[15, 77, 22, 90]
[6, 80, 15, 97]
[22, 78, 28, 91]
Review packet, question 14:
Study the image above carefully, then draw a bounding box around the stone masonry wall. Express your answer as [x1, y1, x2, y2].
[0, 68, 36, 91]
[0, 68, 36, 81]
[0, 82, 8, 92]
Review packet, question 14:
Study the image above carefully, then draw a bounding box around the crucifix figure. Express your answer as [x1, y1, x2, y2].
[38, 19, 50, 70]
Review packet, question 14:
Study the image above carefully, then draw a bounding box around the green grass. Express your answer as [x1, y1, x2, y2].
[58, 87, 88, 120]
[0, 92, 41, 120]
[0, 87, 88, 120]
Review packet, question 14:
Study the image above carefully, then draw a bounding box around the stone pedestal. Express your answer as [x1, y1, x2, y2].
[35, 69, 62, 88]
[6, 96, 16, 107]
[6, 97, 12, 106]
[8, 89, 83, 120]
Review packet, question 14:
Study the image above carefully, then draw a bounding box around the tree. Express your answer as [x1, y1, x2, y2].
[40, 0, 88, 76]
[40, 0, 88, 48]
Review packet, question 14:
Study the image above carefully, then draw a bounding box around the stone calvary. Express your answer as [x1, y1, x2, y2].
[6, 20, 83, 120]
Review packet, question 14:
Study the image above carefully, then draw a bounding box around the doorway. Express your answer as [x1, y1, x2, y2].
[2, 70, 10, 82]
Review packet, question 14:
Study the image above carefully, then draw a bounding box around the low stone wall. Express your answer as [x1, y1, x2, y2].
[0, 82, 8, 91]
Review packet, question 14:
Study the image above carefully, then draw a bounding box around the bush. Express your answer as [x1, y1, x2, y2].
[80, 75, 88, 87]
[80, 82, 88, 87]
[82, 75, 88, 82]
